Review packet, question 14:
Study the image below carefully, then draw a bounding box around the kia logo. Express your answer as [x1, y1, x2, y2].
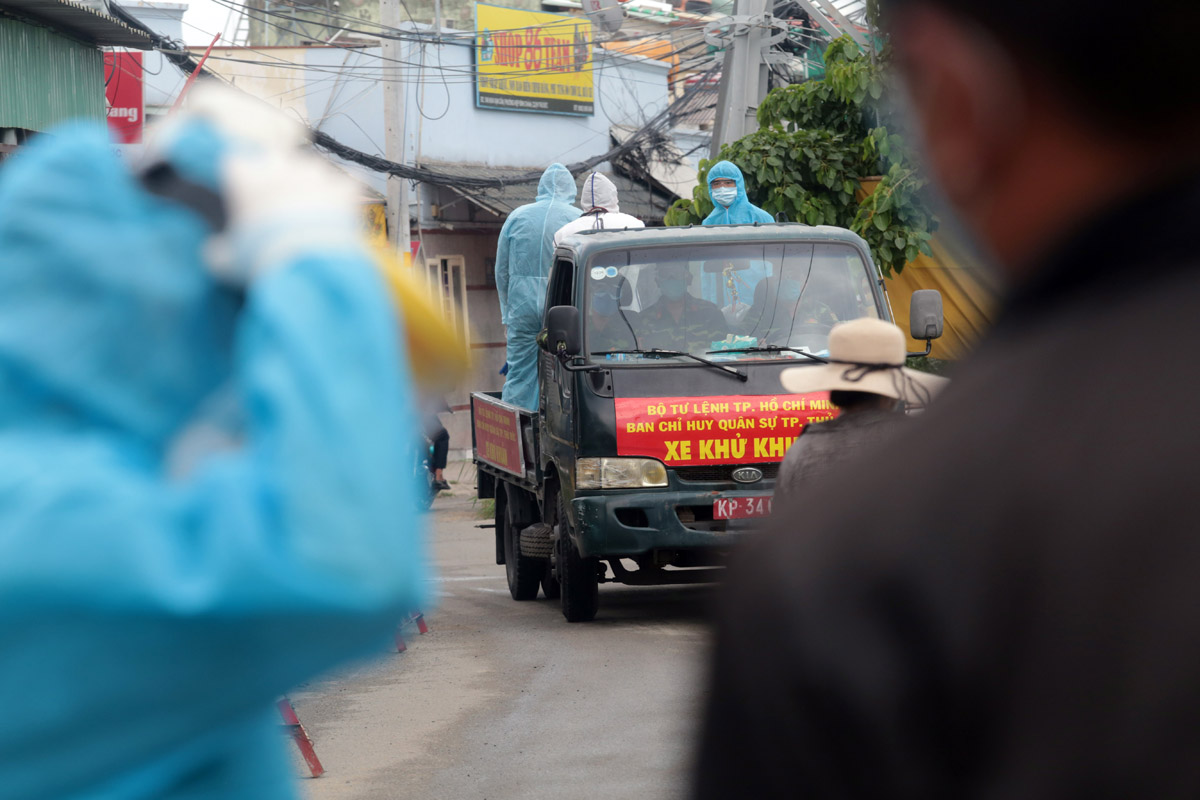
[732, 467, 762, 483]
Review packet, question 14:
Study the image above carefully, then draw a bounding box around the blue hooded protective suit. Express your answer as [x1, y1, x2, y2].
[0, 126, 426, 799]
[702, 160, 774, 227]
[701, 160, 774, 310]
[496, 164, 580, 409]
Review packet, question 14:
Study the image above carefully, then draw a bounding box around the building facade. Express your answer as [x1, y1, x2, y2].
[0, 0, 150, 157]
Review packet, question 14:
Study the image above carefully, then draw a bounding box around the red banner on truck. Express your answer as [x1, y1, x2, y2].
[472, 395, 525, 476]
[614, 394, 836, 467]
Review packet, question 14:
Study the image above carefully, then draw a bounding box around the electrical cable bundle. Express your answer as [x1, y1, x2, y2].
[109, 0, 719, 191]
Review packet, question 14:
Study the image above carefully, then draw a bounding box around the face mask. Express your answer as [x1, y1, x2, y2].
[659, 277, 687, 300]
[711, 186, 738, 208]
[591, 291, 619, 316]
[779, 278, 803, 303]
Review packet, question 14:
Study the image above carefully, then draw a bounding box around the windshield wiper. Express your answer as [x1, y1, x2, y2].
[705, 345, 829, 364]
[592, 348, 748, 381]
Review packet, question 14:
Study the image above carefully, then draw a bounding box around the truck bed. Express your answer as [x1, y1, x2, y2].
[470, 391, 539, 488]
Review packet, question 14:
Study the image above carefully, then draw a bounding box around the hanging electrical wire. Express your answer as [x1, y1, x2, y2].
[109, 1, 715, 191]
[207, 0, 709, 53]
[179, 22, 712, 92]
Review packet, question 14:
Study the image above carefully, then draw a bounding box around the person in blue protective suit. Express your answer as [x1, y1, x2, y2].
[701, 161, 776, 318]
[702, 160, 774, 226]
[495, 163, 580, 409]
[0, 87, 426, 799]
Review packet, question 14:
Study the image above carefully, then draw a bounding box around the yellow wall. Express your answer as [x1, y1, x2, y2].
[884, 235, 1000, 360]
[363, 201, 388, 248]
[859, 179, 1000, 359]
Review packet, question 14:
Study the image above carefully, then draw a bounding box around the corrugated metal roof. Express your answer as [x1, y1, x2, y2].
[0, 16, 106, 130]
[422, 160, 679, 225]
[0, 0, 152, 48]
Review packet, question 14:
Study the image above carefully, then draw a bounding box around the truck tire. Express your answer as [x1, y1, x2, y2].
[519, 522, 553, 559]
[557, 493, 599, 622]
[504, 488, 543, 601]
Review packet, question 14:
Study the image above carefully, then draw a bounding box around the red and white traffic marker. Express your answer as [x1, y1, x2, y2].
[395, 610, 429, 652]
[277, 696, 324, 778]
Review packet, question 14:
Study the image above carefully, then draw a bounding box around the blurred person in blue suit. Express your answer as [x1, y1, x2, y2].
[0, 87, 428, 799]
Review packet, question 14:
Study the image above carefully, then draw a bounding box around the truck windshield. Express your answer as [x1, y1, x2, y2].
[584, 242, 881, 364]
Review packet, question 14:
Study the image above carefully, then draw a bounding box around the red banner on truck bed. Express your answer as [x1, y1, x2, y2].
[614, 394, 836, 467]
[473, 396, 525, 476]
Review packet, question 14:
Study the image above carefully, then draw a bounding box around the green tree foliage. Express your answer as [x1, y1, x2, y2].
[666, 37, 936, 277]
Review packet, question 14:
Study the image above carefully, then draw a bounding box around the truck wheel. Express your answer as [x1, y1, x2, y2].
[504, 489, 543, 601]
[557, 493, 599, 622]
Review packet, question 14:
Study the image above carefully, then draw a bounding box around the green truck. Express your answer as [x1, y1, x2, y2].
[473, 223, 943, 621]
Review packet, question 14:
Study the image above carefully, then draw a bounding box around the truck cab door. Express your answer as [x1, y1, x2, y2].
[540, 257, 577, 466]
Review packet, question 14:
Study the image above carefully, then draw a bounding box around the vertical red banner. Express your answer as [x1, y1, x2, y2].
[105, 52, 144, 144]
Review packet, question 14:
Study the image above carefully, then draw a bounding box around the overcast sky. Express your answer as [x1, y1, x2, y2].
[180, 0, 239, 46]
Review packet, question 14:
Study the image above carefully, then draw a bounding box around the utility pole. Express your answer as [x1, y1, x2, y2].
[708, 0, 780, 158]
[708, 0, 868, 157]
[381, 0, 412, 265]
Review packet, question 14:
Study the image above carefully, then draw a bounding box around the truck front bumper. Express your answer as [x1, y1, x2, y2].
[571, 487, 772, 559]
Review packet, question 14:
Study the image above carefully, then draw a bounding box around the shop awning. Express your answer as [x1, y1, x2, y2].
[1, 0, 153, 48]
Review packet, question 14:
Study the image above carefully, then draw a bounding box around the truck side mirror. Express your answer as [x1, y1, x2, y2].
[907, 290, 943, 357]
[910, 290, 944, 340]
[545, 305, 582, 357]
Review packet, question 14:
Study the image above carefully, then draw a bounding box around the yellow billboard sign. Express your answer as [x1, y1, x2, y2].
[475, 3, 594, 116]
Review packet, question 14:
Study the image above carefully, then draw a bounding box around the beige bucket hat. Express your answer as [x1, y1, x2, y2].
[780, 318, 948, 404]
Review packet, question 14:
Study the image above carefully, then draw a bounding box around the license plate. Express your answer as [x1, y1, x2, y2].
[714, 496, 773, 520]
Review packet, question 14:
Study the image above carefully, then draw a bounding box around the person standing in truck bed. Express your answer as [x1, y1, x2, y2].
[495, 164, 580, 410]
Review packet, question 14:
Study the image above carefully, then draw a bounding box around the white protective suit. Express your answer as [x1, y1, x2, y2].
[553, 173, 645, 245]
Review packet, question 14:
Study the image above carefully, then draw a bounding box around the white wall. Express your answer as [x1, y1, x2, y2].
[121, 1, 187, 112]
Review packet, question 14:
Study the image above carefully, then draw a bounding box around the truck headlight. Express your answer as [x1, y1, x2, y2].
[576, 457, 668, 489]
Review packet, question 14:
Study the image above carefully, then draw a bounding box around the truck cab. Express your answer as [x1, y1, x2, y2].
[473, 223, 942, 621]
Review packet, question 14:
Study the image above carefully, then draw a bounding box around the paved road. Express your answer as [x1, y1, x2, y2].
[292, 483, 716, 800]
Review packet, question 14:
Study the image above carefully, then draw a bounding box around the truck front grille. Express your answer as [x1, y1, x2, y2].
[674, 463, 779, 483]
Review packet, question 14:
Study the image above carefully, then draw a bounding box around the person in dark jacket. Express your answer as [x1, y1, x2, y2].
[424, 416, 451, 491]
[641, 263, 728, 352]
[694, 0, 1200, 797]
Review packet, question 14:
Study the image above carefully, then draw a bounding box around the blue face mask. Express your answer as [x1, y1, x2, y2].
[591, 290, 619, 316]
[711, 186, 738, 208]
[659, 277, 687, 300]
[779, 278, 803, 303]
